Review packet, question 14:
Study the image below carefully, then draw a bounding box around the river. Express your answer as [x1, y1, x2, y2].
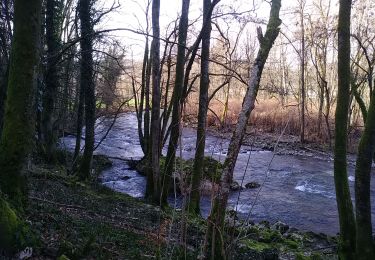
[60, 113, 375, 236]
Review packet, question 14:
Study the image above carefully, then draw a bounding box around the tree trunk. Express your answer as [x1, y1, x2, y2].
[334, 0, 356, 259]
[205, 1, 281, 258]
[0, 196, 21, 253]
[41, 0, 62, 161]
[161, 0, 191, 206]
[78, 0, 95, 180]
[138, 39, 149, 154]
[73, 77, 85, 169]
[188, 0, 212, 215]
[147, 0, 162, 203]
[0, 0, 42, 208]
[0, 0, 12, 137]
[354, 84, 375, 260]
[0, 66, 8, 137]
[300, 2, 306, 144]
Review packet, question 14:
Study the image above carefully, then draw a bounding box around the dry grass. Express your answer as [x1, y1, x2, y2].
[184, 97, 336, 145]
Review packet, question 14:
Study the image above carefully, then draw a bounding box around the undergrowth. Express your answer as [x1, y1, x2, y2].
[12, 153, 338, 259]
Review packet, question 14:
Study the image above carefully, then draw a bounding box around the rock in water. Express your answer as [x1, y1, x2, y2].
[245, 182, 261, 189]
[272, 221, 289, 234]
[230, 181, 242, 191]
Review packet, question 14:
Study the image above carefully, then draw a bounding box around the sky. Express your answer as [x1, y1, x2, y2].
[98, 0, 340, 59]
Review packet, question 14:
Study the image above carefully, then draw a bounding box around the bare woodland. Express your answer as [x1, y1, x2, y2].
[0, 0, 375, 259]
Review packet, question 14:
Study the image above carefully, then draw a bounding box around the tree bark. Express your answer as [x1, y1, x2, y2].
[78, 0, 95, 180]
[0, 0, 42, 208]
[299, 0, 306, 144]
[0, 0, 12, 137]
[354, 82, 375, 259]
[73, 76, 85, 169]
[205, 1, 281, 258]
[41, 0, 62, 161]
[146, 0, 162, 203]
[188, 0, 212, 215]
[161, 0, 191, 206]
[138, 39, 149, 154]
[334, 0, 356, 259]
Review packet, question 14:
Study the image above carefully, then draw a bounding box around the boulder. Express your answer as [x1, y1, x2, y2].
[230, 181, 242, 191]
[271, 221, 289, 234]
[245, 182, 261, 189]
[121, 176, 131, 181]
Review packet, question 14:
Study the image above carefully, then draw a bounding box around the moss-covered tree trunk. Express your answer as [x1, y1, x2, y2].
[204, 1, 281, 258]
[41, 0, 63, 161]
[0, 195, 21, 253]
[0, 66, 8, 137]
[0, 0, 42, 208]
[188, 0, 212, 215]
[333, 1, 356, 259]
[78, 0, 95, 180]
[161, 0, 191, 206]
[354, 85, 375, 259]
[0, 0, 12, 139]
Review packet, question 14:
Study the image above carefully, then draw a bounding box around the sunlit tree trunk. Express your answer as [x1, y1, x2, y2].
[188, 0, 212, 215]
[334, 0, 356, 259]
[78, 0, 95, 180]
[161, 0, 191, 206]
[205, 1, 281, 258]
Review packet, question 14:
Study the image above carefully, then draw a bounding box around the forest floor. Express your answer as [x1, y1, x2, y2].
[16, 153, 339, 260]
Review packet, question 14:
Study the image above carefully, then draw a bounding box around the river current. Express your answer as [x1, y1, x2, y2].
[60, 113, 375, 235]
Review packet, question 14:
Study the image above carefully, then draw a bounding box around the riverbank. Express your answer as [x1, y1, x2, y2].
[59, 112, 375, 235]
[13, 154, 338, 259]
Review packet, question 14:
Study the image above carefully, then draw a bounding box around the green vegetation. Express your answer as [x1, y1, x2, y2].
[12, 153, 337, 259]
[135, 155, 223, 184]
[0, 197, 20, 251]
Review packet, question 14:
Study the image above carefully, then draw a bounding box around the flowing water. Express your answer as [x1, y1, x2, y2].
[60, 113, 375, 235]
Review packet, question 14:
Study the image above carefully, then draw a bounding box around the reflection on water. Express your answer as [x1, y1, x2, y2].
[60, 113, 375, 235]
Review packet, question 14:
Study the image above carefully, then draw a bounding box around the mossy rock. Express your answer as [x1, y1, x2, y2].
[258, 229, 283, 243]
[238, 239, 279, 259]
[134, 156, 222, 183]
[92, 154, 113, 174]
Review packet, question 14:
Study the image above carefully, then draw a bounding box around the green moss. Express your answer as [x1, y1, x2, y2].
[57, 255, 70, 260]
[241, 239, 273, 252]
[258, 228, 283, 243]
[136, 156, 222, 183]
[284, 239, 299, 249]
[296, 253, 309, 260]
[0, 196, 19, 251]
